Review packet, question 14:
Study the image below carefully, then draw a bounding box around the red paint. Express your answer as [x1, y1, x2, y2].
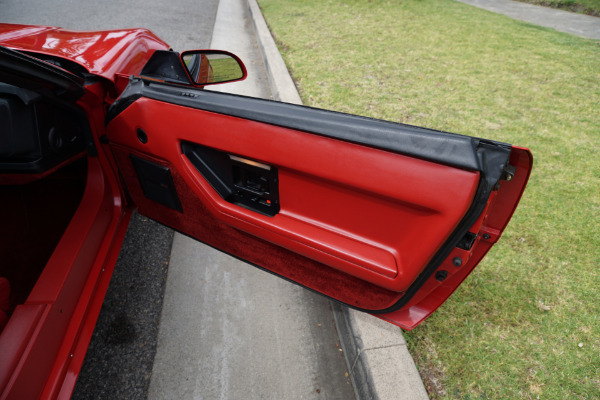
[0, 24, 169, 83]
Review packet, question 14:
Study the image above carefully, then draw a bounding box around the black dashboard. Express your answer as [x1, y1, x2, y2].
[0, 82, 87, 174]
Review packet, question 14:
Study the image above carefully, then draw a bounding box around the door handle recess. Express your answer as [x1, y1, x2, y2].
[182, 141, 280, 216]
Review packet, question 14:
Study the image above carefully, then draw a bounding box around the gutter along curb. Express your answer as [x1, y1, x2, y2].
[246, 1, 430, 399]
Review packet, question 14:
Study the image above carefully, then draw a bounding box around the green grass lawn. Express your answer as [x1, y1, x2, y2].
[257, 0, 600, 398]
[515, 0, 600, 16]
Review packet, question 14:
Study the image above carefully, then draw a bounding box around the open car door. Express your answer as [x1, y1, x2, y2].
[104, 76, 532, 330]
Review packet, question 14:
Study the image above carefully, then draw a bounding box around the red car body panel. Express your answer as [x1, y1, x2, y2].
[0, 22, 533, 399]
[0, 24, 169, 83]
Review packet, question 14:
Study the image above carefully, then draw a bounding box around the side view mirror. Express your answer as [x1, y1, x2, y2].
[181, 50, 247, 86]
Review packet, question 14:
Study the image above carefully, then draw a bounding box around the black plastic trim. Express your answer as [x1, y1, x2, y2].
[181, 141, 234, 199]
[140, 50, 192, 86]
[0, 82, 95, 174]
[107, 78, 510, 172]
[457, 232, 478, 251]
[182, 141, 280, 217]
[130, 155, 183, 212]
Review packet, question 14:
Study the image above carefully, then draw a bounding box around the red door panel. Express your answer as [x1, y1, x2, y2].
[110, 145, 405, 310]
[105, 81, 532, 329]
[378, 147, 533, 328]
[107, 98, 480, 290]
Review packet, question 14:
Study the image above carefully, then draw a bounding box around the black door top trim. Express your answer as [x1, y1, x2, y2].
[108, 78, 511, 173]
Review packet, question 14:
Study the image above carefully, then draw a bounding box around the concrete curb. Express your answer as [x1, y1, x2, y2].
[332, 304, 429, 400]
[247, 1, 430, 399]
[246, 0, 302, 104]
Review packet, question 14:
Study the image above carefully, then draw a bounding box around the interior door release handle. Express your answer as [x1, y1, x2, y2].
[182, 141, 280, 216]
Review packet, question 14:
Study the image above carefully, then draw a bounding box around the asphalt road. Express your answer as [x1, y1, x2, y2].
[73, 213, 173, 399]
[0, 0, 220, 51]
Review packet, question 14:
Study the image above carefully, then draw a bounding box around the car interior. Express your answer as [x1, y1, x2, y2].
[0, 82, 89, 333]
[0, 71, 109, 400]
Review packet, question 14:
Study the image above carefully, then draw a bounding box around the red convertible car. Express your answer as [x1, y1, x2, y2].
[0, 24, 532, 399]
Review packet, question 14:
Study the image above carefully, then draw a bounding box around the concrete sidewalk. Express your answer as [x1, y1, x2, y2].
[456, 0, 600, 40]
